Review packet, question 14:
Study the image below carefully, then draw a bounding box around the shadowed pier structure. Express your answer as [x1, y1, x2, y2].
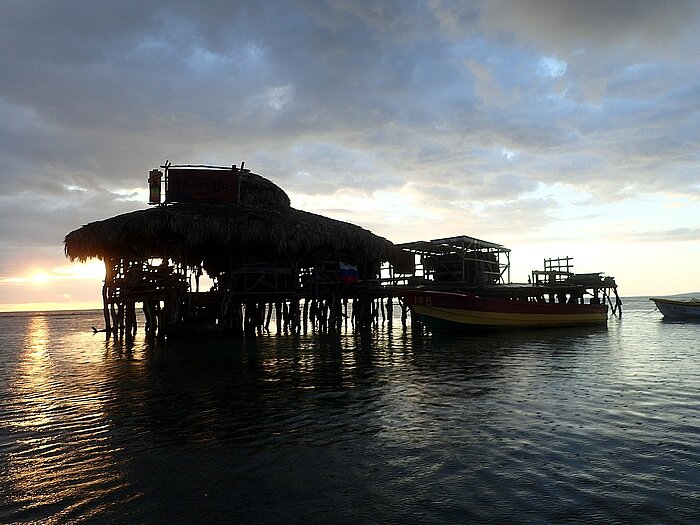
[65, 163, 621, 341]
[64, 164, 403, 340]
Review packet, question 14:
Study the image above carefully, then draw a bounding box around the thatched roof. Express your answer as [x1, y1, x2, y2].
[64, 171, 396, 273]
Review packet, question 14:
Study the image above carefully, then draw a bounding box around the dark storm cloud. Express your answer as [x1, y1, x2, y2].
[1, 0, 700, 286]
[1, 1, 460, 194]
[476, 0, 700, 56]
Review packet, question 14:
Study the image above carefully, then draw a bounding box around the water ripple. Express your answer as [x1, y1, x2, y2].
[1, 300, 700, 523]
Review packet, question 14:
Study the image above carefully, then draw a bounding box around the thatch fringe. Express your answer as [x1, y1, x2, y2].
[64, 171, 395, 271]
[65, 204, 393, 264]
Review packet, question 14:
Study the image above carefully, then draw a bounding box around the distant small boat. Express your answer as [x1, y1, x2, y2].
[649, 297, 700, 320]
[403, 290, 608, 330]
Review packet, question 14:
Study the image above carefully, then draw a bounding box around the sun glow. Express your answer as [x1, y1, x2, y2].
[0, 261, 106, 312]
[1, 261, 105, 286]
[31, 272, 49, 283]
[54, 261, 105, 280]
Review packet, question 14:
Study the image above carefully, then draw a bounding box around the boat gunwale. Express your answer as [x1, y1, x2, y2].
[403, 289, 608, 316]
[649, 297, 700, 307]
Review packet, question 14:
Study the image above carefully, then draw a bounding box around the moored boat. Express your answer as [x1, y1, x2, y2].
[649, 297, 700, 320]
[403, 289, 609, 331]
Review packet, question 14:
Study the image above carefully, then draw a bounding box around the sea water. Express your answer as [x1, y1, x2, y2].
[1, 297, 698, 524]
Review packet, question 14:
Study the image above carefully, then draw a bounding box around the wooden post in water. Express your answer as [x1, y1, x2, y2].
[265, 302, 273, 333]
[117, 303, 125, 338]
[101, 284, 110, 336]
[124, 302, 134, 344]
[288, 299, 297, 334]
[143, 297, 156, 338]
[328, 296, 336, 334]
[275, 302, 282, 334]
[255, 301, 263, 332]
[283, 302, 290, 332]
[156, 300, 167, 340]
[614, 289, 623, 318]
[231, 302, 243, 336]
[354, 296, 371, 332]
[302, 298, 309, 334]
[323, 298, 328, 331]
[243, 300, 255, 336]
[132, 302, 137, 337]
[329, 294, 341, 334]
[400, 298, 408, 330]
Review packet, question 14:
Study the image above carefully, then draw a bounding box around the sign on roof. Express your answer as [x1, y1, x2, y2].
[166, 168, 240, 204]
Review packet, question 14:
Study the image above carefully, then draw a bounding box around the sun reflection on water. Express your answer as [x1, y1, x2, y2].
[12, 316, 55, 430]
[3, 315, 136, 524]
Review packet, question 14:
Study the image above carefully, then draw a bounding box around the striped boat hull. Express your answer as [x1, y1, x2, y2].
[404, 290, 608, 330]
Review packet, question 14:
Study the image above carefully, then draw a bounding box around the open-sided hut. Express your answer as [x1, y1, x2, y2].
[65, 165, 396, 338]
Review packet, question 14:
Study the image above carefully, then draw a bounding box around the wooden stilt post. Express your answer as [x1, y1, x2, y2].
[386, 295, 393, 327]
[322, 299, 327, 331]
[265, 302, 273, 333]
[283, 302, 290, 332]
[335, 294, 342, 333]
[302, 298, 309, 334]
[400, 298, 408, 330]
[243, 300, 254, 336]
[109, 302, 118, 338]
[314, 299, 319, 332]
[275, 302, 282, 334]
[329, 295, 338, 334]
[156, 301, 165, 340]
[614, 288, 623, 318]
[231, 302, 243, 336]
[102, 282, 111, 336]
[117, 303, 125, 337]
[125, 302, 134, 344]
[143, 297, 155, 338]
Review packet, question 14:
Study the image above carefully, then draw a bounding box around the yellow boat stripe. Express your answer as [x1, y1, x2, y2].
[412, 304, 607, 326]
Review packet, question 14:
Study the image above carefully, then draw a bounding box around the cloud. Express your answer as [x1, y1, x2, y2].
[618, 227, 700, 244]
[2, 1, 700, 298]
[476, 0, 700, 58]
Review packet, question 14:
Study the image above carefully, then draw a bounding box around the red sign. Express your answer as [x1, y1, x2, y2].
[166, 168, 240, 204]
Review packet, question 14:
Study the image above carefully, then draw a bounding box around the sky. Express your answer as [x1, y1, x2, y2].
[2, 0, 700, 311]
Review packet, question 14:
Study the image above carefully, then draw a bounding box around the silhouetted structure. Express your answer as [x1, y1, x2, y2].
[65, 164, 398, 339]
[65, 163, 621, 339]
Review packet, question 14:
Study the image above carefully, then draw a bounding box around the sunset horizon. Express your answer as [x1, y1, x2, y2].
[2, 1, 700, 310]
